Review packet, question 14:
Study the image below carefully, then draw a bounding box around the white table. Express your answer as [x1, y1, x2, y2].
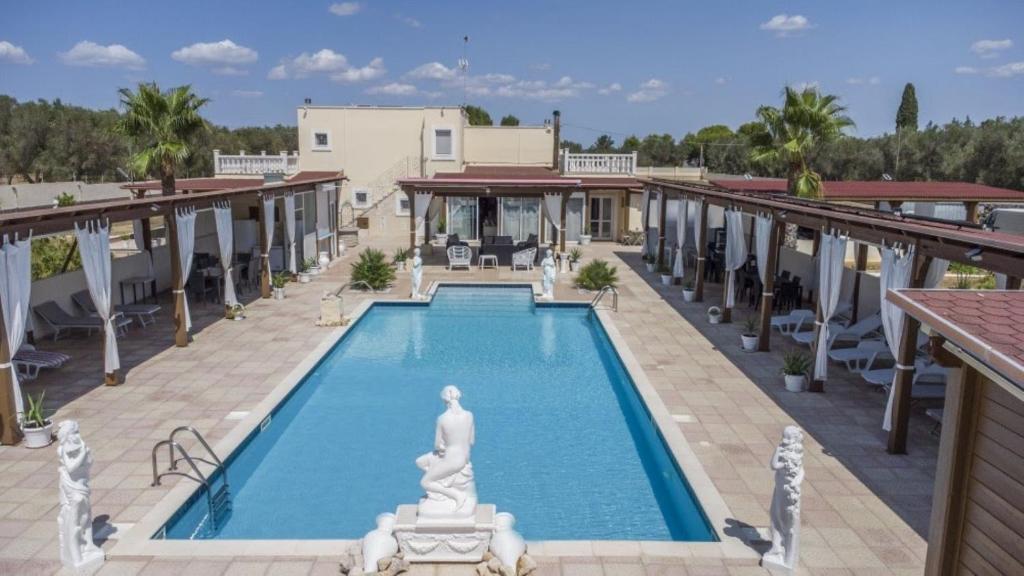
[478, 254, 498, 269]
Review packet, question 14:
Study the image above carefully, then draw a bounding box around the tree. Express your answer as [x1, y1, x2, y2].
[499, 114, 520, 126]
[896, 83, 918, 132]
[114, 83, 210, 196]
[587, 134, 616, 153]
[560, 139, 583, 153]
[750, 87, 854, 198]
[464, 105, 492, 126]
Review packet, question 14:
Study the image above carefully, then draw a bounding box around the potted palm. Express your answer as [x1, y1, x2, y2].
[435, 218, 448, 244]
[272, 272, 289, 300]
[659, 263, 673, 286]
[682, 280, 696, 302]
[643, 253, 656, 273]
[707, 306, 722, 324]
[567, 248, 583, 272]
[393, 248, 409, 272]
[22, 391, 53, 449]
[782, 352, 811, 392]
[579, 225, 592, 246]
[740, 316, 759, 352]
[298, 257, 316, 283]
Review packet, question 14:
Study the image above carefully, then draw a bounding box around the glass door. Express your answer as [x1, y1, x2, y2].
[590, 196, 614, 240]
[500, 197, 541, 241]
[448, 197, 478, 240]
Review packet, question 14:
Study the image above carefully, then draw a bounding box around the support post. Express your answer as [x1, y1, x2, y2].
[850, 242, 868, 324]
[408, 190, 417, 253]
[0, 292, 22, 445]
[694, 200, 709, 302]
[887, 251, 932, 454]
[758, 219, 782, 351]
[167, 213, 189, 347]
[559, 191, 569, 253]
[259, 196, 272, 299]
[656, 189, 668, 270]
[963, 201, 979, 224]
[1006, 276, 1022, 290]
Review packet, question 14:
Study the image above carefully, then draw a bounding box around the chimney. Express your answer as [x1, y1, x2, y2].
[551, 110, 561, 170]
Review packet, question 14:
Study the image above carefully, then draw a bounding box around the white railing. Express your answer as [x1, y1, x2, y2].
[560, 150, 637, 176]
[214, 150, 299, 176]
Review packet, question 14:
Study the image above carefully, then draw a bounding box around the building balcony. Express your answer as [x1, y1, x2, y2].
[560, 150, 637, 176]
[214, 150, 299, 176]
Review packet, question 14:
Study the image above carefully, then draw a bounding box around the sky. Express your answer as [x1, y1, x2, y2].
[2, 0, 1023, 145]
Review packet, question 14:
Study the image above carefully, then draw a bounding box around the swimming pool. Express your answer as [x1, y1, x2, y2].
[162, 285, 715, 542]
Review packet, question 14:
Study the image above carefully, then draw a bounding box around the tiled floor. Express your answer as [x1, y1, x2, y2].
[0, 241, 939, 575]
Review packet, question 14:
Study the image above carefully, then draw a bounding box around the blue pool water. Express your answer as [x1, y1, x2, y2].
[163, 285, 715, 541]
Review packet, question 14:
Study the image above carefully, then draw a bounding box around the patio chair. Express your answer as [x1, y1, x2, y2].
[770, 309, 815, 335]
[827, 339, 890, 373]
[512, 248, 537, 271]
[792, 312, 882, 348]
[13, 344, 71, 381]
[34, 301, 132, 341]
[861, 359, 947, 391]
[71, 289, 161, 328]
[447, 245, 472, 270]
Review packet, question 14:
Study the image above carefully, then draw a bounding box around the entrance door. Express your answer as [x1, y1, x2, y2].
[590, 196, 614, 240]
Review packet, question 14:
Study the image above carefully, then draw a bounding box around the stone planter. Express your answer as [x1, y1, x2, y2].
[298, 272, 312, 284]
[645, 262, 656, 273]
[22, 421, 53, 449]
[308, 266, 321, 276]
[708, 310, 722, 324]
[435, 233, 448, 244]
[395, 261, 407, 272]
[682, 289, 696, 302]
[741, 334, 759, 352]
[660, 274, 673, 286]
[569, 261, 580, 272]
[318, 251, 331, 270]
[579, 234, 592, 246]
[273, 287, 285, 300]
[784, 374, 806, 392]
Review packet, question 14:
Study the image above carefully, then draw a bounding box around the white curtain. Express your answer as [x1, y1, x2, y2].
[213, 201, 238, 307]
[723, 209, 748, 308]
[673, 198, 688, 278]
[541, 192, 563, 245]
[132, 220, 145, 251]
[881, 244, 916, 431]
[414, 191, 433, 242]
[755, 213, 773, 286]
[924, 258, 949, 289]
[176, 207, 197, 331]
[74, 221, 120, 377]
[639, 188, 650, 254]
[812, 230, 849, 381]
[0, 235, 31, 416]
[284, 193, 297, 274]
[262, 193, 275, 260]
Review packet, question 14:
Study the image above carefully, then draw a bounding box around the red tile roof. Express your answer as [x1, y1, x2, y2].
[124, 177, 263, 192]
[887, 289, 1024, 385]
[710, 178, 1024, 202]
[286, 170, 345, 184]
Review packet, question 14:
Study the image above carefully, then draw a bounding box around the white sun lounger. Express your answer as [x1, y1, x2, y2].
[793, 312, 882, 347]
[34, 301, 132, 341]
[13, 345, 71, 380]
[71, 289, 161, 327]
[771, 309, 815, 335]
[828, 339, 890, 372]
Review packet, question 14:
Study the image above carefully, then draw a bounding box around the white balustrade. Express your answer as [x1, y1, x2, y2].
[214, 150, 299, 176]
[560, 150, 637, 175]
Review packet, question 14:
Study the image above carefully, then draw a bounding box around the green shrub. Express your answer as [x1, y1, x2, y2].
[351, 248, 396, 290]
[24, 391, 49, 428]
[575, 259, 619, 290]
[393, 248, 409, 263]
[782, 352, 811, 376]
[271, 271, 290, 289]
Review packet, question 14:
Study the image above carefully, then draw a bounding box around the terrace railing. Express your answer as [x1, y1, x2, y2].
[214, 150, 299, 176]
[560, 150, 637, 176]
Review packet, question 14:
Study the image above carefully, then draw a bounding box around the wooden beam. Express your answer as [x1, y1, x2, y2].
[259, 196, 272, 299]
[850, 242, 868, 324]
[964, 201, 979, 224]
[408, 190, 417, 253]
[695, 201, 709, 302]
[758, 218, 782, 351]
[167, 212, 189, 347]
[559, 191, 569, 253]
[888, 251, 932, 454]
[0, 291, 22, 445]
[656, 189, 668, 270]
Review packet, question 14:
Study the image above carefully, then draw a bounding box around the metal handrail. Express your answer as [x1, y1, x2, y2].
[168, 426, 228, 486]
[590, 285, 619, 312]
[151, 440, 210, 487]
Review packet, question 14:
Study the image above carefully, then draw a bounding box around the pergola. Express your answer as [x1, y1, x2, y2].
[639, 178, 1024, 454]
[0, 172, 344, 445]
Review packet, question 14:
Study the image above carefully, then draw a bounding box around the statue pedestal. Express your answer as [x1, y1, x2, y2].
[393, 503, 495, 563]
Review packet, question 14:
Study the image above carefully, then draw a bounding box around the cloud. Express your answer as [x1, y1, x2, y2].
[407, 61, 458, 80]
[396, 14, 422, 28]
[172, 39, 257, 72]
[232, 89, 263, 98]
[268, 64, 288, 79]
[60, 41, 145, 69]
[329, 2, 360, 16]
[627, 78, 668, 103]
[331, 57, 385, 83]
[955, 61, 1024, 77]
[597, 82, 622, 95]
[714, 77, 727, 85]
[970, 39, 1012, 58]
[760, 14, 813, 37]
[366, 82, 418, 96]
[0, 41, 32, 64]
[846, 76, 880, 85]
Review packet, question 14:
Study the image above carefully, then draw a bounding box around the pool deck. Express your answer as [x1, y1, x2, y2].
[0, 241, 936, 575]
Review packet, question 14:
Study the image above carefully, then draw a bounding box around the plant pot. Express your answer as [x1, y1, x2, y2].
[579, 234, 592, 246]
[784, 374, 806, 392]
[645, 263, 656, 273]
[708, 313, 722, 324]
[298, 273, 311, 284]
[396, 261, 406, 272]
[435, 233, 448, 244]
[22, 421, 53, 449]
[682, 289, 695, 302]
[569, 261, 580, 272]
[318, 251, 331, 269]
[741, 334, 759, 352]
[660, 274, 673, 286]
[309, 266, 321, 276]
[273, 287, 285, 300]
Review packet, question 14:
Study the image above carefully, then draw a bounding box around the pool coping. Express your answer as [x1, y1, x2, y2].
[111, 284, 758, 563]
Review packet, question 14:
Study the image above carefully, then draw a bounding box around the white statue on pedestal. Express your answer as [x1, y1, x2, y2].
[762, 426, 804, 575]
[362, 513, 400, 572]
[416, 385, 477, 519]
[410, 248, 423, 300]
[541, 249, 556, 300]
[57, 421, 104, 572]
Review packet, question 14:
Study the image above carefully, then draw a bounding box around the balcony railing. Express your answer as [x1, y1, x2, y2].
[214, 150, 299, 176]
[560, 150, 637, 176]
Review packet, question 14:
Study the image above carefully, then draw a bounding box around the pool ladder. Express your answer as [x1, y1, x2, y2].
[151, 426, 232, 530]
[590, 285, 619, 312]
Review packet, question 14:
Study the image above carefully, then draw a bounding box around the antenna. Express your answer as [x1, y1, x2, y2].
[458, 35, 470, 106]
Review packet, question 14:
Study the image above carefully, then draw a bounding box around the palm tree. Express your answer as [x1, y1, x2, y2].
[751, 86, 854, 199]
[114, 83, 209, 196]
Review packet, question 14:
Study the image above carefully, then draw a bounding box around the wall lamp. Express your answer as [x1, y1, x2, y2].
[777, 210, 788, 219]
[149, 204, 161, 212]
[965, 246, 983, 262]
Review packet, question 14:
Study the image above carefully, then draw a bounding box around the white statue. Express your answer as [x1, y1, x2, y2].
[541, 249, 556, 300]
[411, 248, 423, 300]
[489, 512, 526, 569]
[57, 421, 104, 571]
[763, 426, 805, 575]
[362, 513, 400, 572]
[416, 385, 477, 519]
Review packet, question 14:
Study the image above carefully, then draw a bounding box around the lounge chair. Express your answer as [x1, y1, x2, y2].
[512, 248, 536, 271]
[827, 339, 890, 373]
[862, 359, 947, 390]
[34, 301, 132, 341]
[71, 289, 161, 328]
[447, 245, 472, 270]
[770, 309, 815, 335]
[13, 344, 71, 380]
[793, 312, 882, 347]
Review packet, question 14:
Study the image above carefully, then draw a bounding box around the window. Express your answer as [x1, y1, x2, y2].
[432, 127, 455, 159]
[353, 188, 371, 208]
[396, 195, 410, 216]
[312, 130, 331, 151]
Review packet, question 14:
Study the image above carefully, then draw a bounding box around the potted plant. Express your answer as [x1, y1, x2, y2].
[435, 218, 448, 244]
[393, 248, 409, 272]
[272, 272, 289, 300]
[21, 391, 53, 449]
[574, 259, 619, 291]
[642, 253, 656, 273]
[579, 225, 592, 246]
[740, 316, 759, 352]
[707, 305, 722, 324]
[659, 263, 673, 286]
[782, 352, 811, 392]
[567, 248, 583, 272]
[298, 257, 316, 283]
[682, 280, 696, 302]
[226, 303, 246, 320]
